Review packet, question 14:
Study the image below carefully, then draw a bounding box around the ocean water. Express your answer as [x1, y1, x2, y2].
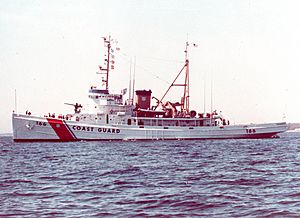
[1, 132, 300, 217]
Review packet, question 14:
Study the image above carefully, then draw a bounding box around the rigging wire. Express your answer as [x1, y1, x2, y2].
[114, 51, 174, 85]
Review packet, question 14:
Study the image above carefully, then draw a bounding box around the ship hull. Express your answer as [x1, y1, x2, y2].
[12, 113, 288, 142]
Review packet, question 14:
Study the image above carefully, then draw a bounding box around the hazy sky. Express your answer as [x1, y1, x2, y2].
[1, 0, 300, 133]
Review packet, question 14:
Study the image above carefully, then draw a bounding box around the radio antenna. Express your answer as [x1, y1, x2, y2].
[128, 58, 132, 104]
[132, 56, 136, 104]
[14, 89, 17, 113]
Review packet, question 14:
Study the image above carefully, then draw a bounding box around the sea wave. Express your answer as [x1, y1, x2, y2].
[1, 132, 300, 217]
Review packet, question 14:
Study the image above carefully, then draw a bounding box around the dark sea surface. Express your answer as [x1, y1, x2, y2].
[1, 132, 300, 217]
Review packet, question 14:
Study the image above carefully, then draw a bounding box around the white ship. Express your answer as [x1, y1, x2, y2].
[12, 36, 287, 142]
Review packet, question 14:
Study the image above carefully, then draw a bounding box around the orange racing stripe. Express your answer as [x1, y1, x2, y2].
[47, 118, 76, 141]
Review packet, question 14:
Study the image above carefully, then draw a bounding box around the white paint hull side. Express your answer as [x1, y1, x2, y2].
[12, 113, 288, 142]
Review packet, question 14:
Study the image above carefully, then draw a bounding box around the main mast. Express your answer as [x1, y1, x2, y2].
[99, 36, 112, 91]
[183, 41, 190, 113]
[160, 41, 190, 115]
